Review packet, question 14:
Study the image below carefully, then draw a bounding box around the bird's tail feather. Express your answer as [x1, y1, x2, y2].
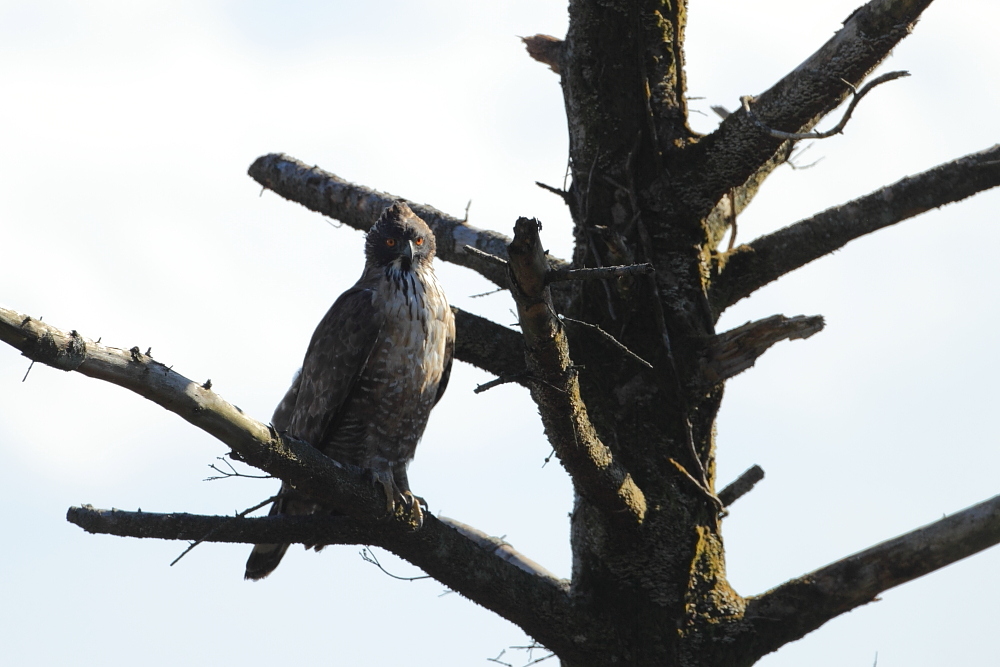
[244, 493, 289, 581]
[245, 542, 290, 580]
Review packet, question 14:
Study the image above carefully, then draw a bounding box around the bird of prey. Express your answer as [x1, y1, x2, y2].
[245, 202, 455, 580]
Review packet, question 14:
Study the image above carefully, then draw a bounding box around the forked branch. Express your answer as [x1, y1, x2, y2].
[741, 71, 910, 141]
[248, 153, 570, 287]
[678, 0, 934, 221]
[0, 305, 579, 650]
[0, 306, 394, 519]
[741, 492, 1000, 661]
[711, 144, 1000, 313]
[506, 218, 646, 527]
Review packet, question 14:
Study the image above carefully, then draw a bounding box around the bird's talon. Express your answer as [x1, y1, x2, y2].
[402, 491, 425, 529]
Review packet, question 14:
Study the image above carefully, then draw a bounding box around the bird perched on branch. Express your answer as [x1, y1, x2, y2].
[245, 202, 455, 580]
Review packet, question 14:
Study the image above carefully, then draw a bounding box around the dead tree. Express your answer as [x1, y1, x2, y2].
[2, 1, 1000, 665]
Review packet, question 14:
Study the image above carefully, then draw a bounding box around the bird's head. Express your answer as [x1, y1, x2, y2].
[365, 202, 437, 273]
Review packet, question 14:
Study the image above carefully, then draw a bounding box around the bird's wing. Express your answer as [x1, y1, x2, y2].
[286, 286, 384, 449]
[270, 368, 302, 432]
[433, 313, 456, 407]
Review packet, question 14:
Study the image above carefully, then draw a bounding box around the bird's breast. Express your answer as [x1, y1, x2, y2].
[372, 269, 451, 396]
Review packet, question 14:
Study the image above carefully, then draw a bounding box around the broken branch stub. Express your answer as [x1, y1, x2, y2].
[703, 314, 825, 383]
[506, 218, 646, 527]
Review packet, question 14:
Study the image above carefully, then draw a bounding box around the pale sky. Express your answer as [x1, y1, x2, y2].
[1, 1, 998, 666]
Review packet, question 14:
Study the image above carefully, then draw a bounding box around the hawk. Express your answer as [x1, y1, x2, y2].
[245, 202, 455, 580]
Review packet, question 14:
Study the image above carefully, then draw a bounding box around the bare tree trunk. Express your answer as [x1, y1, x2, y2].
[4, 0, 1000, 665]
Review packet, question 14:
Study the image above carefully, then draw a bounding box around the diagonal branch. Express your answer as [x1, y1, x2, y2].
[703, 142, 797, 250]
[677, 0, 934, 222]
[701, 315, 825, 383]
[506, 218, 646, 527]
[247, 153, 570, 287]
[741, 71, 910, 141]
[0, 305, 580, 650]
[0, 305, 387, 519]
[711, 144, 1000, 313]
[718, 465, 765, 508]
[740, 492, 1000, 661]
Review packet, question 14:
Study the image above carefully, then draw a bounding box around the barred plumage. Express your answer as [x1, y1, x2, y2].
[245, 202, 455, 580]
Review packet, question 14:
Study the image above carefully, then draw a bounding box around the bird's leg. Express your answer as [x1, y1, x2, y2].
[393, 467, 425, 529]
[370, 469, 398, 514]
[368, 467, 423, 529]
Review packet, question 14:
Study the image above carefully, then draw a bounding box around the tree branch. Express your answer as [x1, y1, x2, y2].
[247, 153, 570, 287]
[67, 505, 580, 652]
[701, 315, 825, 383]
[521, 35, 563, 75]
[0, 305, 581, 651]
[741, 492, 1000, 661]
[68, 505, 376, 545]
[66, 506, 563, 581]
[718, 465, 765, 508]
[506, 219, 646, 527]
[453, 306, 527, 379]
[546, 263, 654, 284]
[676, 0, 934, 222]
[711, 144, 1000, 313]
[0, 305, 388, 519]
[703, 143, 796, 250]
[741, 71, 910, 140]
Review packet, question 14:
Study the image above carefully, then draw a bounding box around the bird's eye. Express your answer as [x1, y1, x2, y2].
[414, 238, 425, 246]
[385, 238, 397, 247]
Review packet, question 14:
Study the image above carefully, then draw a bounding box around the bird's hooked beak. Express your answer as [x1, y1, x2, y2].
[399, 239, 415, 268]
[402, 240, 415, 261]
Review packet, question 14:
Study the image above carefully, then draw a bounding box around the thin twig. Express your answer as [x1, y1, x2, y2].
[523, 652, 556, 666]
[204, 456, 272, 481]
[682, 417, 710, 491]
[470, 287, 506, 299]
[474, 374, 528, 394]
[359, 547, 431, 581]
[668, 459, 723, 514]
[536, 181, 569, 202]
[741, 71, 910, 140]
[786, 142, 823, 170]
[727, 188, 738, 251]
[508, 643, 557, 667]
[559, 316, 653, 369]
[463, 245, 508, 268]
[546, 263, 653, 284]
[487, 650, 513, 667]
[170, 493, 284, 566]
